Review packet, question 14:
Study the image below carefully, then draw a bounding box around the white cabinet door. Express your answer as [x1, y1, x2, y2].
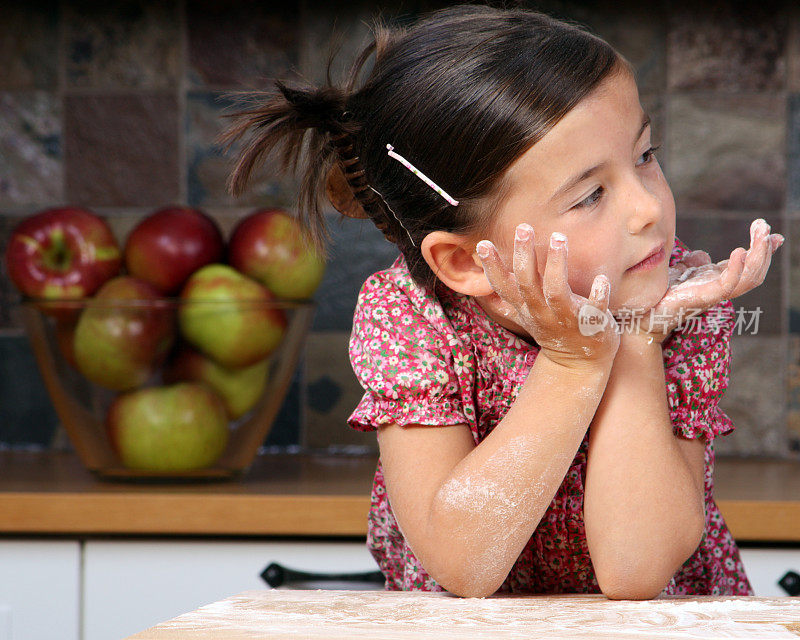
[82, 539, 381, 640]
[0, 540, 80, 640]
[738, 547, 800, 597]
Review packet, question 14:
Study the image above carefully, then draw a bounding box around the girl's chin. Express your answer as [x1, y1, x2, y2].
[610, 279, 671, 314]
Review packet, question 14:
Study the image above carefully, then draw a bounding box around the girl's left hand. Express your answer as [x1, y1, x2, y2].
[623, 218, 783, 345]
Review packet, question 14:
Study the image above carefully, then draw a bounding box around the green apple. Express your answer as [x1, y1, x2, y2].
[178, 264, 287, 368]
[74, 276, 175, 391]
[106, 382, 229, 472]
[164, 346, 269, 420]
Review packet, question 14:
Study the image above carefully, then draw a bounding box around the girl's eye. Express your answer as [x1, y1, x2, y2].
[574, 186, 603, 209]
[637, 144, 661, 166]
[572, 145, 662, 211]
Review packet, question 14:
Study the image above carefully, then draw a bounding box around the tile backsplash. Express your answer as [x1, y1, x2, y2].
[2, 0, 800, 458]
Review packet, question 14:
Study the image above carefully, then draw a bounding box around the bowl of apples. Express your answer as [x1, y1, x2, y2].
[7, 205, 325, 481]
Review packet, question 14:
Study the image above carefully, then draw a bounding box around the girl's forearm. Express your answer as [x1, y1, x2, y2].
[422, 353, 612, 598]
[583, 337, 706, 600]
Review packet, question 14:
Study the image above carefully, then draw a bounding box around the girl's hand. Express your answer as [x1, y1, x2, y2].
[476, 223, 620, 371]
[627, 218, 783, 345]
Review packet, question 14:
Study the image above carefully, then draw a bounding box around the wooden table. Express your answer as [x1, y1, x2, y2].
[126, 589, 800, 639]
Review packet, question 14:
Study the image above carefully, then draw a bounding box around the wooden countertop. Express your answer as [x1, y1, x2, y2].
[0, 450, 375, 537]
[127, 589, 800, 639]
[1, 451, 799, 541]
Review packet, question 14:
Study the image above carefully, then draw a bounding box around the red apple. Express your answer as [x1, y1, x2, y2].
[227, 208, 325, 300]
[124, 205, 224, 295]
[73, 276, 176, 391]
[5, 207, 122, 317]
[106, 382, 229, 472]
[164, 346, 269, 420]
[178, 264, 287, 368]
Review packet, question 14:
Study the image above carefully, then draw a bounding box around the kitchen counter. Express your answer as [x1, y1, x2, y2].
[127, 589, 800, 639]
[1, 451, 799, 541]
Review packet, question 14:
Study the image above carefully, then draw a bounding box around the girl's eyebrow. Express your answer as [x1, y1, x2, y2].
[548, 112, 652, 204]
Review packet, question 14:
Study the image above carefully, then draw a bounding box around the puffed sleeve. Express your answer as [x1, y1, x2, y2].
[662, 298, 736, 441]
[346, 265, 476, 433]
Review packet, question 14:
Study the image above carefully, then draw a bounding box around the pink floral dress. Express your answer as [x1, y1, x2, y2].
[347, 237, 753, 596]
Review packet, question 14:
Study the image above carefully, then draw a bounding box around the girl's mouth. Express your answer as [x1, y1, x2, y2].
[627, 245, 665, 272]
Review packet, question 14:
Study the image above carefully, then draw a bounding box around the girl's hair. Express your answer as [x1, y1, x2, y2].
[217, 3, 631, 294]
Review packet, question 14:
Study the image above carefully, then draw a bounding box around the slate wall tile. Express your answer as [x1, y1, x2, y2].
[302, 330, 377, 453]
[64, 93, 180, 206]
[0, 334, 60, 449]
[0, 92, 62, 208]
[0, 215, 28, 331]
[187, 0, 301, 90]
[667, 1, 787, 93]
[64, 0, 181, 89]
[718, 333, 790, 458]
[789, 4, 800, 92]
[788, 334, 800, 453]
[262, 358, 302, 449]
[299, 0, 380, 87]
[788, 94, 800, 210]
[666, 93, 785, 213]
[0, 2, 59, 90]
[788, 217, 800, 331]
[533, 0, 667, 95]
[311, 212, 401, 332]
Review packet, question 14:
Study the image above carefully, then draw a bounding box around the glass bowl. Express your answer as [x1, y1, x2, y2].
[20, 296, 314, 482]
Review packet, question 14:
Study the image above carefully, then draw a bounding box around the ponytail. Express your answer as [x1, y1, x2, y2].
[216, 80, 354, 258]
[216, 20, 411, 262]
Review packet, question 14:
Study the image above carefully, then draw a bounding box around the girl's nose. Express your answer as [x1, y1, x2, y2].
[625, 177, 661, 235]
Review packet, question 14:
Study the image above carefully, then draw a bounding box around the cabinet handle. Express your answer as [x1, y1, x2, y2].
[779, 570, 800, 596]
[260, 562, 385, 588]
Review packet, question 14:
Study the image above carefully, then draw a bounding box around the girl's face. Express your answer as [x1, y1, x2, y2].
[477, 68, 675, 333]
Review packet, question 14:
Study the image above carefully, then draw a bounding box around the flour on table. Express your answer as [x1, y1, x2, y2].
[138, 590, 800, 640]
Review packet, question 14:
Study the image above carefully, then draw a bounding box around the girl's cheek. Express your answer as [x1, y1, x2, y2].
[567, 255, 613, 300]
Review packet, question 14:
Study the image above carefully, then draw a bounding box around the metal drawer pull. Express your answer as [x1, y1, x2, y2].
[260, 562, 385, 588]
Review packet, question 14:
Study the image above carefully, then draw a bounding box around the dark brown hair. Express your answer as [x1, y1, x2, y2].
[217, 3, 630, 294]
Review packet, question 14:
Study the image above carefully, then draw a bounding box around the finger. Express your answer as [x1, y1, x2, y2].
[741, 219, 771, 286]
[726, 247, 750, 299]
[752, 233, 776, 287]
[669, 263, 690, 278]
[770, 233, 784, 252]
[476, 240, 524, 309]
[512, 223, 544, 308]
[683, 249, 712, 268]
[748, 218, 770, 250]
[541, 232, 574, 319]
[588, 274, 611, 314]
[717, 247, 746, 299]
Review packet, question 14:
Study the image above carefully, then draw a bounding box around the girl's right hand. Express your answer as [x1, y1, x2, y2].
[476, 223, 620, 371]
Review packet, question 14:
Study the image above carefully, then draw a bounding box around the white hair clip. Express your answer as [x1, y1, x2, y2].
[386, 144, 459, 206]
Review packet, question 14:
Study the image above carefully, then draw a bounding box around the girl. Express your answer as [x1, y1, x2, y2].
[218, 4, 783, 599]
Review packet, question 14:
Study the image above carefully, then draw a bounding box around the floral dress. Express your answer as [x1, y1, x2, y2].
[346, 237, 753, 596]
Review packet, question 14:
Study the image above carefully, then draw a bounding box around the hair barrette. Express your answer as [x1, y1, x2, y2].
[386, 144, 459, 206]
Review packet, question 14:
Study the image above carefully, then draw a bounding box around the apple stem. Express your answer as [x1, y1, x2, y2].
[44, 231, 73, 271]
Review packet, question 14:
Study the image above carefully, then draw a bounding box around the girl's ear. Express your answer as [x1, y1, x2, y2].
[420, 231, 494, 297]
